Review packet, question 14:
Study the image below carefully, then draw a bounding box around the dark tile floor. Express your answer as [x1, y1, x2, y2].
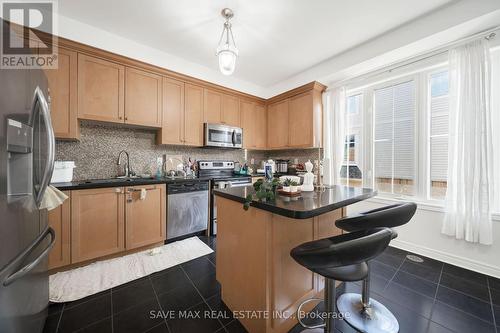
[44, 236, 500, 333]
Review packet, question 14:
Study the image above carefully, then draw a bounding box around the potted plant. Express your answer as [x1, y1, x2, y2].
[243, 178, 279, 210]
[290, 180, 299, 193]
[282, 178, 292, 192]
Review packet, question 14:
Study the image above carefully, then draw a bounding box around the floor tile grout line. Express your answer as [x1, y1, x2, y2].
[438, 284, 494, 305]
[180, 261, 226, 332]
[54, 303, 64, 333]
[148, 274, 171, 333]
[487, 278, 498, 333]
[110, 287, 114, 333]
[429, 258, 444, 328]
[432, 298, 496, 326]
[381, 256, 406, 293]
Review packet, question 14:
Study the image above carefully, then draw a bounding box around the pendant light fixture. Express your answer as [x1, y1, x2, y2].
[216, 8, 238, 76]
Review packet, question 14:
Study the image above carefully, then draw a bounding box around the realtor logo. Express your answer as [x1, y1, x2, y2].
[1, 1, 58, 68]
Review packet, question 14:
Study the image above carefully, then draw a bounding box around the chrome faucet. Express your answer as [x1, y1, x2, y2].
[117, 150, 132, 177]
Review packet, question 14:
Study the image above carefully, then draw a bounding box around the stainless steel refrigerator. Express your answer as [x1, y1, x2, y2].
[0, 20, 56, 333]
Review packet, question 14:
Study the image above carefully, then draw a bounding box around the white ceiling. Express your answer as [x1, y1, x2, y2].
[58, 0, 454, 88]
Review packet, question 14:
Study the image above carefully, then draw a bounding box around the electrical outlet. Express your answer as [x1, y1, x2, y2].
[294, 158, 298, 164]
[250, 158, 255, 164]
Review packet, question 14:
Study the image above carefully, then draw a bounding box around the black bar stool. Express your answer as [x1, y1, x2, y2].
[335, 202, 417, 333]
[291, 227, 395, 333]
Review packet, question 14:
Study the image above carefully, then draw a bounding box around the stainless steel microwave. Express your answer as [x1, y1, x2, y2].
[204, 123, 243, 148]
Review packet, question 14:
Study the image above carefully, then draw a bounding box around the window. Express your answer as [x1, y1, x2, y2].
[340, 94, 363, 187]
[373, 80, 416, 195]
[340, 46, 500, 205]
[428, 70, 449, 199]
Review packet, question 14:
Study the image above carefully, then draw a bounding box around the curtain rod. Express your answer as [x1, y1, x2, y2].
[328, 25, 500, 90]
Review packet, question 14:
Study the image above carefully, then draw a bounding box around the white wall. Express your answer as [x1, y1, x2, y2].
[348, 199, 500, 278]
[56, 15, 267, 98]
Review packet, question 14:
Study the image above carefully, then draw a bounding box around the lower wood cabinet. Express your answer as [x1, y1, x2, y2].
[71, 187, 125, 264]
[125, 185, 166, 250]
[50, 185, 167, 268]
[48, 191, 71, 270]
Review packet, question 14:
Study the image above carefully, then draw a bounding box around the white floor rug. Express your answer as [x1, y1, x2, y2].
[49, 236, 213, 303]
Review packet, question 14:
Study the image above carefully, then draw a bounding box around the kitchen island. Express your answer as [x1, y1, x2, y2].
[213, 185, 376, 333]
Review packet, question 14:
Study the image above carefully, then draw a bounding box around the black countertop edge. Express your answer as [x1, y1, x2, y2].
[213, 186, 377, 219]
[52, 176, 212, 191]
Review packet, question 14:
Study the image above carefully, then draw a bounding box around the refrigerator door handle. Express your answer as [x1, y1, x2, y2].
[1, 226, 55, 287]
[32, 87, 55, 207]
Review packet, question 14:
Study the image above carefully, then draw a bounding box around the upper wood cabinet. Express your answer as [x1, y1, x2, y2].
[288, 91, 322, 148]
[77, 54, 125, 123]
[203, 89, 223, 124]
[125, 184, 166, 250]
[45, 48, 78, 140]
[254, 103, 267, 149]
[184, 84, 204, 146]
[71, 187, 125, 263]
[267, 99, 289, 149]
[125, 67, 162, 127]
[222, 94, 240, 127]
[240, 99, 255, 149]
[241, 100, 266, 149]
[267, 84, 324, 149]
[157, 77, 184, 145]
[48, 191, 71, 270]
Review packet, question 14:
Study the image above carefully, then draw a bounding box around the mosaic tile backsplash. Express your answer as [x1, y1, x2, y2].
[55, 122, 322, 181]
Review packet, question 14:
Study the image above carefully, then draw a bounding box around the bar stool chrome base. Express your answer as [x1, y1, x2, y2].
[337, 293, 399, 333]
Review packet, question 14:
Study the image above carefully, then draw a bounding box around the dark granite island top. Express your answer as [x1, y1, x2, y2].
[213, 185, 376, 219]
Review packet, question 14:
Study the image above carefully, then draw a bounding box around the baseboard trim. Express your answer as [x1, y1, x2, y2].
[390, 239, 500, 279]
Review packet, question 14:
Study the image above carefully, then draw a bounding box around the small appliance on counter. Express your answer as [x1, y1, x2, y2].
[276, 159, 289, 174]
[51, 161, 76, 183]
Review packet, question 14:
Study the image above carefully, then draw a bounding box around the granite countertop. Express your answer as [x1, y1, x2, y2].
[53, 176, 212, 191]
[213, 185, 376, 219]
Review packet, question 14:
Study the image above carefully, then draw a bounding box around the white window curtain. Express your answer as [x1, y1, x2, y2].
[442, 39, 494, 245]
[322, 87, 346, 186]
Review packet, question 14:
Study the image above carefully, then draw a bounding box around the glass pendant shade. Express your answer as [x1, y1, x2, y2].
[216, 10, 238, 76]
[217, 43, 238, 75]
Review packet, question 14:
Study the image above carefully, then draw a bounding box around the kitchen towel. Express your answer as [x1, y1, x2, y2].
[49, 236, 213, 302]
[40, 185, 68, 211]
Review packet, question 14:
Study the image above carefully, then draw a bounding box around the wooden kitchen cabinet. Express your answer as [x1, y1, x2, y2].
[254, 103, 267, 149]
[241, 100, 267, 149]
[240, 99, 256, 149]
[125, 184, 166, 250]
[267, 99, 289, 149]
[184, 83, 204, 146]
[222, 94, 240, 126]
[71, 187, 125, 263]
[48, 191, 71, 270]
[77, 54, 125, 123]
[125, 67, 162, 127]
[157, 77, 184, 145]
[267, 83, 324, 149]
[288, 91, 322, 148]
[203, 89, 223, 124]
[45, 48, 78, 140]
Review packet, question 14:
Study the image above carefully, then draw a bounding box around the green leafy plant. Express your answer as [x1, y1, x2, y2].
[282, 178, 292, 186]
[243, 178, 280, 210]
[290, 180, 299, 186]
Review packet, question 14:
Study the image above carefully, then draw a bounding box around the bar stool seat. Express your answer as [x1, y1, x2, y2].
[290, 228, 394, 333]
[335, 202, 417, 333]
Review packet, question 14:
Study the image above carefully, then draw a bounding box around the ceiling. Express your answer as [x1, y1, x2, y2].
[58, 0, 454, 88]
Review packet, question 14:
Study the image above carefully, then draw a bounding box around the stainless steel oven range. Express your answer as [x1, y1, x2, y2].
[198, 161, 252, 235]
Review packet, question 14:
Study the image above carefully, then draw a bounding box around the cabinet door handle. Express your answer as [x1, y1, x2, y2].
[127, 186, 156, 192]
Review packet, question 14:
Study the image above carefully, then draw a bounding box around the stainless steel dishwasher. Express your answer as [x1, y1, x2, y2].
[167, 181, 209, 240]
